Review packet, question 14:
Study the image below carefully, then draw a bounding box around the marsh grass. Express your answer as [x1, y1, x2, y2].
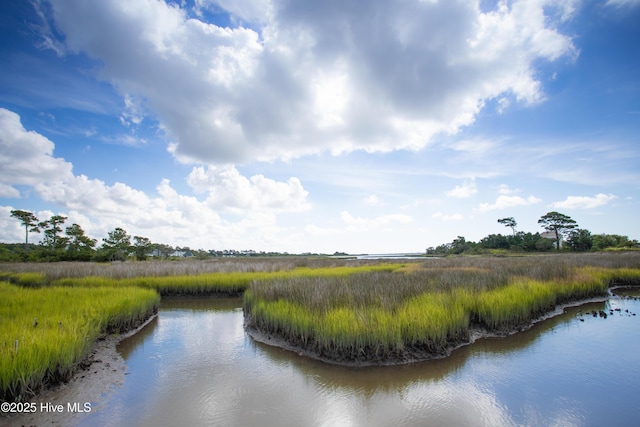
[0, 272, 47, 287]
[0, 260, 404, 402]
[245, 254, 640, 363]
[0, 282, 159, 402]
[48, 264, 405, 296]
[3, 254, 640, 375]
[0, 257, 393, 280]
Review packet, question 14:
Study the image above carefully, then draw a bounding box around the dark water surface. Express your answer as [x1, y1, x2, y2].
[79, 293, 640, 427]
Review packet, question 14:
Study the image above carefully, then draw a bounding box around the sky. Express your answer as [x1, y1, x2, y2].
[0, 0, 639, 254]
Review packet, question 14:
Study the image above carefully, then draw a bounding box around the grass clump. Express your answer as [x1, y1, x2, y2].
[0, 272, 48, 288]
[244, 254, 640, 364]
[51, 272, 257, 296]
[0, 282, 159, 402]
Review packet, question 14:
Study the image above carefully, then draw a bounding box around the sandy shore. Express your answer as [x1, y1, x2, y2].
[0, 314, 156, 427]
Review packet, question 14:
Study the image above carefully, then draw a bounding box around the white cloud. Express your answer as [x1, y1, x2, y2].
[364, 195, 382, 206]
[0, 206, 23, 242]
[0, 184, 20, 198]
[303, 211, 414, 246]
[498, 184, 518, 195]
[0, 108, 311, 250]
[187, 165, 309, 212]
[477, 195, 541, 211]
[42, 0, 578, 164]
[99, 134, 147, 147]
[340, 211, 413, 232]
[606, 0, 640, 8]
[496, 96, 511, 114]
[432, 212, 464, 221]
[446, 179, 477, 198]
[200, 0, 274, 25]
[551, 193, 617, 209]
[0, 108, 73, 194]
[450, 138, 500, 155]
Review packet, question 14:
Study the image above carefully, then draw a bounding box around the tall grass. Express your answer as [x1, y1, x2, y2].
[0, 257, 397, 280]
[48, 264, 405, 296]
[2, 254, 640, 371]
[0, 272, 47, 287]
[0, 283, 159, 402]
[245, 254, 640, 363]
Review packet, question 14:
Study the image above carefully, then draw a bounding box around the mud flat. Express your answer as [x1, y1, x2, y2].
[0, 315, 156, 427]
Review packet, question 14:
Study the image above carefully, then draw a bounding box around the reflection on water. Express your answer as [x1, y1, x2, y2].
[79, 296, 640, 427]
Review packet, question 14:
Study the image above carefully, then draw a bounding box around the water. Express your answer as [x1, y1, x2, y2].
[78, 293, 640, 427]
[355, 253, 428, 260]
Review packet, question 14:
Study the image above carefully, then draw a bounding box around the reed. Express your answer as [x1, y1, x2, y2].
[0, 282, 159, 402]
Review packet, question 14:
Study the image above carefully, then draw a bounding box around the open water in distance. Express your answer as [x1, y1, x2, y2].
[79, 292, 640, 427]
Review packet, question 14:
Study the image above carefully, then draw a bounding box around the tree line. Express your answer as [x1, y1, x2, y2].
[427, 211, 638, 255]
[3, 210, 322, 262]
[5, 210, 156, 262]
[3, 209, 638, 262]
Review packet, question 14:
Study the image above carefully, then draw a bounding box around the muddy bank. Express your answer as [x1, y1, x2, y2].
[245, 295, 612, 368]
[0, 314, 156, 427]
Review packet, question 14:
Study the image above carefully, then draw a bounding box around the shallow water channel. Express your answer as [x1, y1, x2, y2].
[79, 292, 640, 427]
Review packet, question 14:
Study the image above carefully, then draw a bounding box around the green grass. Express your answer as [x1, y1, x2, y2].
[0, 272, 47, 287]
[48, 264, 406, 296]
[2, 253, 640, 394]
[0, 257, 403, 280]
[0, 283, 159, 402]
[0, 261, 406, 401]
[244, 255, 640, 363]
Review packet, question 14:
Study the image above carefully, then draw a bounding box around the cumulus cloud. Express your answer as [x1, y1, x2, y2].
[477, 195, 541, 211]
[551, 193, 617, 209]
[0, 109, 154, 219]
[187, 165, 309, 212]
[0, 108, 312, 249]
[41, 0, 578, 164]
[0, 184, 20, 199]
[446, 179, 478, 198]
[0, 108, 73, 194]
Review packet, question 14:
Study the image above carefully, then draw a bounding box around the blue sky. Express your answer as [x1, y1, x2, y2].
[1, 0, 638, 254]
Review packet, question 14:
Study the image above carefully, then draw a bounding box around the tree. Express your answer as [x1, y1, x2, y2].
[479, 234, 510, 250]
[567, 229, 593, 251]
[10, 210, 40, 254]
[100, 227, 132, 261]
[450, 236, 469, 254]
[39, 215, 68, 253]
[149, 243, 174, 258]
[497, 217, 517, 236]
[65, 224, 97, 261]
[132, 236, 152, 260]
[592, 234, 637, 250]
[538, 211, 578, 250]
